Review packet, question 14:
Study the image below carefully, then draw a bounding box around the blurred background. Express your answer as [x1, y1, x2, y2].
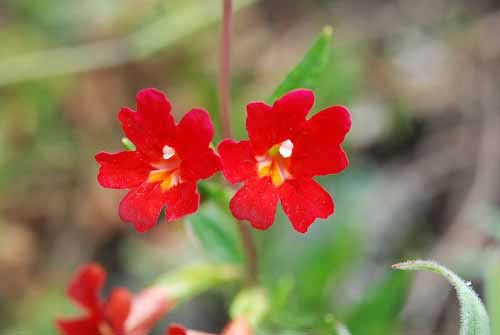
[1, 0, 500, 334]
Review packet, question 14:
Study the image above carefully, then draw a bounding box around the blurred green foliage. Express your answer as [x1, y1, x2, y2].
[6, 287, 73, 335]
[189, 201, 244, 264]
[346, 271, 409, 335]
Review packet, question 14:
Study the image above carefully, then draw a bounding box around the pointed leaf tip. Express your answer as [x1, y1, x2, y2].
[268, 27, 332, 103]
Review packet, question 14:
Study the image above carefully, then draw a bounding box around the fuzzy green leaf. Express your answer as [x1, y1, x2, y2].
[485, 257, 500, 335]
[393, 260, 490, 335]
[268, 26, 332, 103]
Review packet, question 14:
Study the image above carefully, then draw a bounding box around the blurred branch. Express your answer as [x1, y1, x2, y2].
[0, 0, 257, 87]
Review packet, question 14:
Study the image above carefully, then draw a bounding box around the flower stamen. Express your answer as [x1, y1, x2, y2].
[162, 144, 176, 160]
[279, 139, 293, 158]
[256, 140, 293, 186]
[148, 151, 182, 191]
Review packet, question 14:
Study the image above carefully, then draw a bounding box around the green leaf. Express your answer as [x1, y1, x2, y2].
[485, 256, 500, 335]
[268, 26, 332, 103]
[393, 260, 491, 335]
[188, 201, 244, 264]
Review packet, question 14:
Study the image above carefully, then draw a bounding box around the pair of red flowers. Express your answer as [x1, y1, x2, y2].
[96, 88, 350, 233]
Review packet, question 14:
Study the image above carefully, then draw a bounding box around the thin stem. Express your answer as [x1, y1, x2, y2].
[237, 222, 258, 285]
[219, 0, 258, 285]
[220, 0, 232, 138]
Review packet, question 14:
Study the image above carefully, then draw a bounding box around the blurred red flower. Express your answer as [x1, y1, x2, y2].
[57, 263, 172, 335]
[218, 89, 350, 233]
[96, 88, 221, 232]
[166, 317, 253, 335]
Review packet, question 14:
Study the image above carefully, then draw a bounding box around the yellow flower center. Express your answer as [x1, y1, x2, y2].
[257, 140, 294, 186]
[148, 149, 181, 192]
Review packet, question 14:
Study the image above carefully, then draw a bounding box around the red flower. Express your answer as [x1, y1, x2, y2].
[218, 89, 350, 233]
[166, 318, 253, 335]
[57, 263, 172, 335]
[96, 88, 221, 232]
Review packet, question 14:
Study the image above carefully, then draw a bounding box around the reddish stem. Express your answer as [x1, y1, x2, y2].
[220, 0, 233, 139]
[219, 0, 258, 285]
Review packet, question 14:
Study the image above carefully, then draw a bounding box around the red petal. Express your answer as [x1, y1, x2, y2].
[95, 151, 151, 189]
[246, 89, 313, 154]
[166, 324, 188, 335]
[291, 105, 350, 177]
[165, 325, 213, 335]
[175, 108, 214, 156]
[103, 288, 132, 331]
[67, 263, 106, 313]
[229, 177, 278, 230]
[165, 182, 200, 221]
[278, 178, 334, 233]
[119, 182, 168, 232]
[180, 148, 221, 181]
[57, 317, 99, 335]
[218, 139, 257, 184]
[118, 89, 175, 162]
[174, 109, 220, 181]
[136, 88, 172, 118]
[126, 286, 173, 335]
